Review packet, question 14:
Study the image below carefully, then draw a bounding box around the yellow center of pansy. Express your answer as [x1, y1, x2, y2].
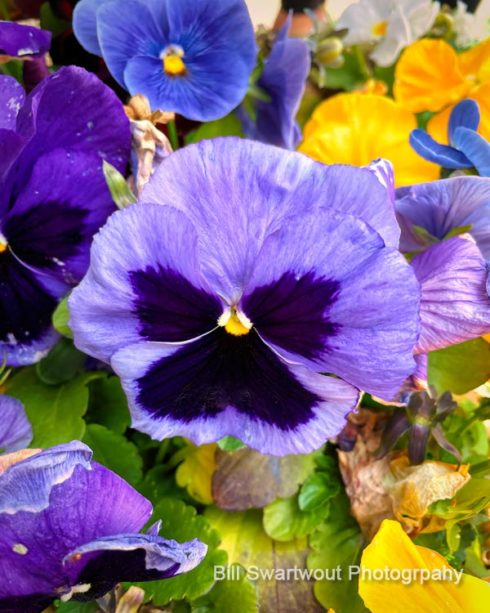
[218, 308, 252, 336]
[372, 21, 388, 37]
[162, 45, 186, 76]
[0, 235, 7, 253]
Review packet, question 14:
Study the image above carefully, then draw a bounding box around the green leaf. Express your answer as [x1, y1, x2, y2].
[428, 338, 490, 394]
[52, 296, 73, 338]
[6, 369, 100, 447]
[55, 601, 98, 612]
[83, 424, 142, 485]
[40, 2, 70, 36]
[430, 478, 490, 522]
[185, 114, 243, 145]
[134, 498, 227, 604]
[445, 224, 473, 239]
[86, 376, 130, 434]
[191, 564, 258, 613]
[320, 50, 365, 91]
[36, 338, 85, 385]
[217, 436, 246, 451]
[307, 491, 367, 613]
[263, 495, 329, 542]
[103, 161, 137, 209]
[298, 472, 340, 512]
[137, 464, 189, 506]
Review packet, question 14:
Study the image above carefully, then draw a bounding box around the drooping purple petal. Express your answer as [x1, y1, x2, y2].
[409, 129, 472, 169]
[111, 334, 360, 455]
[0, 395, 32, 453]
[396, 176, 490, 258]
[411, 236, 490, 354]
[69, 203, 219, 363]
[448, 99, 480, 144]
[0, 75, 25, 130]
[452, 126, 490, 177]
[0, 21, 51, 58]
[4, 148, 115, 285]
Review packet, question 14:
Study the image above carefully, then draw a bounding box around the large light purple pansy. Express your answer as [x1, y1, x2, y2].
[395, 176, 490, 258]
[0, 442, 206, 612]
[0, 395, 32, 454]
[239, 15, 310, 149]
[70, 138, 420, 455]
[0, 66, 130, 366]
[73, 0, 257, 121]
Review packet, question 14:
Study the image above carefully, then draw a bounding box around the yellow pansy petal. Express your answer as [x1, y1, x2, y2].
[300, 93, 439, 186]
[175, 441, 217, 504]
[394, 39, 470, 113]
[459, 37, 490, 84]
[360, 520, 490, 613]
[484, 334, 490, 343]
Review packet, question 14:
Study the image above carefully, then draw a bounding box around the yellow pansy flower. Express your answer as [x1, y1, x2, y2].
[299, 93, 438, 187]
[359, 520, 490, 613]
[394, 37, 490, 114]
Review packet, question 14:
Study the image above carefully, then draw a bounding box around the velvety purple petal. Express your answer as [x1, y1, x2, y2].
[69, 203, 218, 363]
[73, 0, 114, 56]
[0, 249, 64, 366]
[452, 126, 490, 177]
[248, 17, 310, 149]
[63, 533, 207, 585]
[0, 21, 51, 58]
[0, 75, 25, 130]
[141, 139, 400, 305]
[12, 66, 130, 190]
[0, 459, 152, 606]
[0, 442, 92, 514]
[239, 209, 420, 399]
[448, 99, 480, 143]
[0, 395, 32, 453]
[366, 158, 395, 205]
[409, 129, 472, 168]
[4, 149, 115, 284]
[0, 129, 25, 186]
[111, 333, 360, 455]
[411, 236, 490, 354]
[396, 176, 490, 258]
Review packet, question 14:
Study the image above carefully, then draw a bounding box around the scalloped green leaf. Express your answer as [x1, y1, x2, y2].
[263, 495, 329, 542]
[191, 564, 258, 613]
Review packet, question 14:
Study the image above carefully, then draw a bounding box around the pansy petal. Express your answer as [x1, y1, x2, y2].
[241, 209, 420, 399]
[141, 138, 401, 306]
[111, 333, 360, 456]
[0, 21, 51, 58]
[0, 75, 25, 130]
[395, 176, 490, 258]
[411, 237, 490, 354]
[452, 126, 490, 177]
[73, 0, 114, 56]
[0, 250, 64, 366]
[366, 158, 395, 204]
[0, 130, 25, 188]
[0, 441, 92, 514]
[63, 533, 207, 587]
[409, 129, 472, 168]
[359, 520, 490, 613]
[0, 395, 32, 453]
[4, 148, 115, 285]
[69, 203, 220, 363]
[448, 99, 480, 142]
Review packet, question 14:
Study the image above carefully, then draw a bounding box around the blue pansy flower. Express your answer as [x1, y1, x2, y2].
[70, 138, 421, 455]
[0, 442, 206, 611]
[0, 395, 32, 454]
[239, 15, 310, 149]
[73, 0, 257, 121]
[410, 99, 490, 177]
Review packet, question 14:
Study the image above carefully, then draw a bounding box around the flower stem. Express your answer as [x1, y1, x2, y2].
[167, 120, 179, 151]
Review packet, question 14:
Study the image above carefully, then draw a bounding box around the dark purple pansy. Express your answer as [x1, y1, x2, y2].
[0, 441, 206, 612]
[70, 138, 420, 455]
[0, 20, 51, 58]
[0, 395, 32, 453]
[0, 66, 130, 366]
[239, 15, 311, 149]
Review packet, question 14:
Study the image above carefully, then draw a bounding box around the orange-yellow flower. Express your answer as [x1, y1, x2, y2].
[394, 38, 490, 142]
[299, 93, 438, 187]
[359, 520, 490, 613]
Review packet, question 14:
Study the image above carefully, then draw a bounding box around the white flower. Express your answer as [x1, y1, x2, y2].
[337, 0, 440, 67]
[452, 1, 479, 48]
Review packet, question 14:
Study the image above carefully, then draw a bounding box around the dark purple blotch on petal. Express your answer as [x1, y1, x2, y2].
[137, 328, 321, 429]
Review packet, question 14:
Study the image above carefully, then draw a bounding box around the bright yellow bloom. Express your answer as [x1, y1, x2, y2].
[359, 520, 490, 613]
[394, 37, 490, 114]
[300, 93, 438, 187]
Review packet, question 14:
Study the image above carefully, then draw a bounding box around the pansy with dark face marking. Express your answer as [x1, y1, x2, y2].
[70, 138, 420, 455]
[0, 66, 130, 366]
[0, 441, 206, 612]
[73, 0, 257, 121]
